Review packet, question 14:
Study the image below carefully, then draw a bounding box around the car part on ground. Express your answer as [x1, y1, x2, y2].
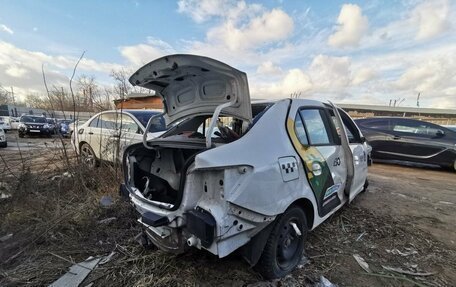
[355, 117, 456, 171]
[121, 54, 370, 279]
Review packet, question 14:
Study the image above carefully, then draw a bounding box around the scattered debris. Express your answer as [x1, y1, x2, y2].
[97, 217, 117, 224]
[99, 251, 116, 265]
[353, 254, 371, 273]
[0, 233, 13, 242]
[49, 256, 102, 287]
[296, 255, 309, 269]
[382, 265, 436, 276]
[314, 276, 338, 287]
[386, 248, 418, 256]
[391, 192, 408, 198]
[356, 231, 366, 241]
[62, 172, 72, 178]
[438, 201, 454, 205]
[0, 192, 11, 199]
[99, 195, 114, 207]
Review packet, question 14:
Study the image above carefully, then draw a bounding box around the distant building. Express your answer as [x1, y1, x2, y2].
[114, 93, 163, 110]
[338, 104, 456, 125]
[0, 104, 48, 117]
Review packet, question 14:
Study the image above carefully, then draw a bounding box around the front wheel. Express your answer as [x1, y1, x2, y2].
[255, 206, 307, 279]
[80, 143, 98, 168]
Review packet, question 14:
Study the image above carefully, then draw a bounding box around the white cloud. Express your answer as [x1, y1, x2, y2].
[256, 61, 282, 75]
[308, 55, 351, 90]
[251, 68, 312, 98]
[352, 67, 376, 85]
[119, 37, 175, 66]
[206, 8, 293, 52]
[328, 4, 368, 48]
[0, 41, 122, 100]
[0, 24, 14, 35]
[411, 0, 450, 40]
[5, 65, 28, 78]
[177, 0, 231, 23]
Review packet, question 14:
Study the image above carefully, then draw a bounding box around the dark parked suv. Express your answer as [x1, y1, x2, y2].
[355, 117, 456, 170]
[18, 115, 52, 138]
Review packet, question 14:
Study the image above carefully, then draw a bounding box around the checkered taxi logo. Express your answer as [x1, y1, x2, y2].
[278, 157, 299, 182]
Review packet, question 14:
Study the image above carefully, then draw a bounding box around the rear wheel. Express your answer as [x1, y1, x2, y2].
[80, 143, 98, 168]
[255, 206, 307, 279]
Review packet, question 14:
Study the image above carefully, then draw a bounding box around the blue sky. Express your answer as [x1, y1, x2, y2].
[0, 0, 455, 108]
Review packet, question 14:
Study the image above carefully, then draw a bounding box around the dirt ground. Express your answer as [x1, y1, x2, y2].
[0, 133, 455, 286]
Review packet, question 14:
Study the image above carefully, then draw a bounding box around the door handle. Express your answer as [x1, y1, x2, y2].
[392, 135, 401, 140]
[311, 162, 322, 176]
[88, 132, 93, 135]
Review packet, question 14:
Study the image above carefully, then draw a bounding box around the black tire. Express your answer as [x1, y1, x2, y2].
[0, 142, 6, 148]
[255, 206, 308, 279]
[80, 142, 98, 168]
[362, 179, 369, 193]
[18, 133, 24, 138]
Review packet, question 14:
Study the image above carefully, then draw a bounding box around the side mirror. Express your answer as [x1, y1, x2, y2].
[436, 130, 445, 137]
[360, 136, 367, 143]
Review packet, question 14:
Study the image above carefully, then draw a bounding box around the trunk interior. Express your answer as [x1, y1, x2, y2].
[128, 144, 204, 209]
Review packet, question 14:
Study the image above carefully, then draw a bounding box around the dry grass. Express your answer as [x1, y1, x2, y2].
[1, 142, 455, 286]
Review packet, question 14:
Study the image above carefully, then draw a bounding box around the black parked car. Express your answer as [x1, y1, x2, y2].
[355, 117, 456, 170]
[18, 115, 52, 138]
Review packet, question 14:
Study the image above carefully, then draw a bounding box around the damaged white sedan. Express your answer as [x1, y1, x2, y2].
[121, 54, 369, 278]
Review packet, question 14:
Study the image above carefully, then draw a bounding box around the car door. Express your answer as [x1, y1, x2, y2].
[287, 103, 349, 217]
[390, 118, 447, 160]
[118, 113, 143, 158]
[357, 118, 393, 156]
[334, 109, 369, 201]
[84, 115, 103, 158]
[98, 112, 121, 163]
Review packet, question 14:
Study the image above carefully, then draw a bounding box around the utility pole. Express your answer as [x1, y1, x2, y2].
[10, 86, 16, 106]
[417, 92, 420, 108]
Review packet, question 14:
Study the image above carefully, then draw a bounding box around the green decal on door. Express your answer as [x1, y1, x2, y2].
[287, 118, 339, 216]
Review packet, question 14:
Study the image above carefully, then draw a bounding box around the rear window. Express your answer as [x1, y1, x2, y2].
[128, 111, 166, 133]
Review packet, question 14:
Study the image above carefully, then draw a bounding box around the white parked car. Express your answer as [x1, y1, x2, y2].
[120, 55, 370, 279]
[0, 128, 6, 147]
[72, 110, 166, 167]
[0, 116, 11, 132]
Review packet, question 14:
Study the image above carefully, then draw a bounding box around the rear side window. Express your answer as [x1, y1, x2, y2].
[100, 113, 117, 130]
[360, 119, 390, 130]
[89, 116, 100, 128]
[299, 109, 332, 145]
[120, 114, 140, 134]
[294, 113, 309, 145]
[393, 120, 441, 136]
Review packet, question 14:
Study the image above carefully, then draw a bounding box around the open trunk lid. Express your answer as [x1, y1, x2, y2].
[129, 54, 252, 126]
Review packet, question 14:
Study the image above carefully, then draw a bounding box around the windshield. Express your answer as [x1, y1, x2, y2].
[21, 116, 46, 123]
[128, 111, 166, 133]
